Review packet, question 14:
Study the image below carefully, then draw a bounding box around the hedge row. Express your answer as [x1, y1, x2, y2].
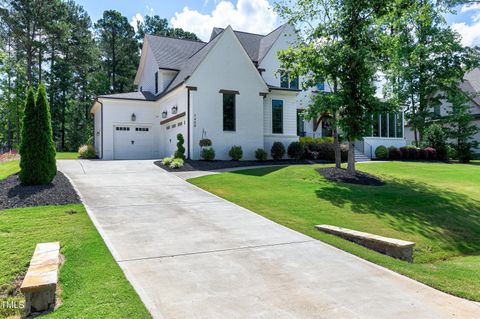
[375, 145, 437, 161]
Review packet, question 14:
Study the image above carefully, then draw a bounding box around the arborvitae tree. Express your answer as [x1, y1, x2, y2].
[35, 82, 57, 182]
[19, 87, 39, 184]
[174, 133, 186, 159]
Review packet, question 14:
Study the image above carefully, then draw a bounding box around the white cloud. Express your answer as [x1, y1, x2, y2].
[171, 0, 279, 41]
[452, 4, 480, 47]
[461, 3, 480, 13]
[130, 13, 144, 31]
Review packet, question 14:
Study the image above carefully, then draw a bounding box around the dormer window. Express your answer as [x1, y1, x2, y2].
[155, 72, 159, 94]
[316, 78, 325, 91]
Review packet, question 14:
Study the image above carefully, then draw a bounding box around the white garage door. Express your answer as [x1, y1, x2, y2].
[113, 125, 153, 159]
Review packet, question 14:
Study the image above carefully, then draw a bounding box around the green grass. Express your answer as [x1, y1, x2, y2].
[0, 204, 151, 318]
[0, 152, 78, 180]
[189, 162, 480, 301]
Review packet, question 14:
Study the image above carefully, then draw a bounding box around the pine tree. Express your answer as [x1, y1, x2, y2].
[19, 87, 39, 184]
[35, 82, 57, 183]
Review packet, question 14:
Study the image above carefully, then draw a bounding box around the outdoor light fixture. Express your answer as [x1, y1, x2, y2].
[131, 113, 136, 122]
[162, 111, 168, 118]
[172, 105, 178, 114]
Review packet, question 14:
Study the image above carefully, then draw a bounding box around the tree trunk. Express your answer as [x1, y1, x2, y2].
[333, 124, 341, 169]
[347, 141, 355, 174]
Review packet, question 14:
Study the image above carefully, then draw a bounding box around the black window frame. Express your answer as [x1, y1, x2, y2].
[272, 99, 283, 134]
[223, 93, 236, 131]
[155, 71, 159, 94]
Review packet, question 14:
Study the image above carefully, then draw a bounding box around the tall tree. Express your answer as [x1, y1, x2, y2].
[381, 0, 475, 146]
[95, 10, 139, 93]
[276, 0, 393, 173]
[136, 15, 199, 43]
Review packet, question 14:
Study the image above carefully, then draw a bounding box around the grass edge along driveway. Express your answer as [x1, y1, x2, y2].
[0, 159, 152, 318]
[188, 161, 480, 301]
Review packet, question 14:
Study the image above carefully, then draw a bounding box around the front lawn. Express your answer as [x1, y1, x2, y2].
[189, 162, 480, 301]
[0, 204, 151, 318]
[0, 152, 78, 180]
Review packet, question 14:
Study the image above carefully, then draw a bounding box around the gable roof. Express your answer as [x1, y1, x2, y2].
[146, 34, 206, 70]
[461, 68, 480, 107]
[98, 91, 156, 101]
[209, 24, 287, 63]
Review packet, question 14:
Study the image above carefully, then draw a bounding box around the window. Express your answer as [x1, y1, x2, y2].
[289, 76, 299, 90]
[372, 114, 379, 137]
[135, 127, 149, 132]
[380, 114, 388, 137]
[155, 72, 159, 94]
[272, 100, 283, 134]
[116, 126, 130, 131]
[223, 94, 235, 131]
[388, 113, 395, 138]
[297, 110, 305, 136]
[395, 113, 403, 138]
[280, 71, 299, 89]
[433, 105, 441, 116]
[316, 78, 325, 91]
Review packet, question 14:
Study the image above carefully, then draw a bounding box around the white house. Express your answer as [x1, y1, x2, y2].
[91, 24, 406, 160]
[405, 68, 480, 156]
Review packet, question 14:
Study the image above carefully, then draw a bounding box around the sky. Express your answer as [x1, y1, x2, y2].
[75, 0, 480, 46]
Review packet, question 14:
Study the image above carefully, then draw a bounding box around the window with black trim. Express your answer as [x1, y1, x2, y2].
[155, 72, 159, 94]
[223, 93, 235, 131]
[272, 100, 283, 134]
[280, 71, 299, 89]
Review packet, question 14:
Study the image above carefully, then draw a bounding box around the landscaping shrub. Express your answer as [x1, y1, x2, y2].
[388, 146, 402, 160]
[162, 156, 174, 166]
[201, 148, 215, 161]
[424, 147, 437, 160]
[303, 142, 320, 159]
[78, 144, 96, 159]
[287, 141, 304, 159]
[169, 158, 184, 169]
[255, 148, 268, 161]
[399, 146, 409, 160]
[423, 124, 447, 160]
[407, 146, 420, 160]
[228, 145, 243, 160]
[374, 145, 388, 160]
[271, 142, 285, 160]
[299, 136, 334, 144]
[447, 144, 458, 160]
[317, 142, 335, 161]
[199, 138, 212, 147]
[20, 84, 57, 185]
[174, 133, 186, 159]
[340, 144, 349, 162]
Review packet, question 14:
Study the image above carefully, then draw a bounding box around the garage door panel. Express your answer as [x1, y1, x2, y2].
[114, 125, 153, 160]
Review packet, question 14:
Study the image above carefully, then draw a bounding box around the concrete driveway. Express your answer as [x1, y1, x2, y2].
[58, 160, 480, 319]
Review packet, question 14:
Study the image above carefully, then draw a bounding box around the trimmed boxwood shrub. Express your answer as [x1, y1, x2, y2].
[174, 133, 186, 159]
[201, 148, 215, 161]
[20, 84, 57, 185]
[271, 142, 285, 160]
[388, 146, 402, 160]
[78, 144, 96, 159]
[375, 145, 388, 160]
[228, 145, 243, 161]
[255, 148, 267, 161]
[287, 141, 304, 159]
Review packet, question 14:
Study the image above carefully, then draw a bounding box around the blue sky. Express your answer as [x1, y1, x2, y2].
[75, 0, 480, 45]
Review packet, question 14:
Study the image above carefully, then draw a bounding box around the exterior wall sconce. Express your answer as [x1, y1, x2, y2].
[131, 113, 136, 122]
[162, 111, 168, 119]
[172, 105, 178, 114]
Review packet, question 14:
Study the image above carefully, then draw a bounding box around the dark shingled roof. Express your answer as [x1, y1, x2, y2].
[209, 24, 287, 63]
[146, 34, 206, 70]
[98, 91, 156, 101]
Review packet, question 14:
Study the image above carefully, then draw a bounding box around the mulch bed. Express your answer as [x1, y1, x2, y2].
[0, 172, 81, 210]
[317, 167, 385, 186]
[155, 159, 329, 172]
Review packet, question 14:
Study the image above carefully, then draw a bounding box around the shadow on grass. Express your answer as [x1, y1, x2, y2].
[314, 177, 480, 257]
[230, 166, 287, 177]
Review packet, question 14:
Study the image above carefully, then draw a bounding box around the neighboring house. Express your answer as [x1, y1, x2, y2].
[91, 24, 406, 160]
[405, 68, 480, 155]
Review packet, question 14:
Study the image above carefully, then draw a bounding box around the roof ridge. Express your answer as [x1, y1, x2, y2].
[262, 23, 287, 38]
[212, 27, 266, 38]
[146, 33, 206, 44]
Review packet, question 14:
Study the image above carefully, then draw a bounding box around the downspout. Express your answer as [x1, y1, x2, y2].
[187, 88, 191, 159]
[98, 99, 104, 160]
